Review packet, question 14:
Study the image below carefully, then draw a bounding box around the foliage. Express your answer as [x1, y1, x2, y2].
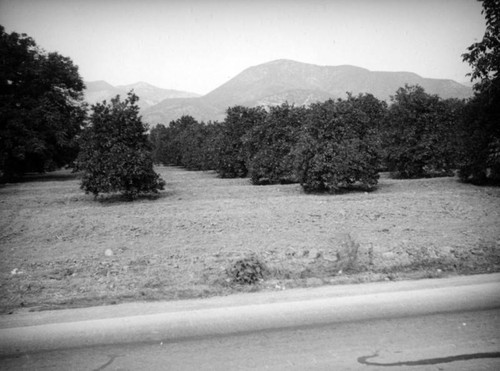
[215, 106, 267, 178]
[462, 0, 500, 90]
[149, 123, 169, 165]
[295, 94, 385, 193]
[149, 117, 222, 171]
[458, 0, 500, 184]
[227, 255, 267, 285]
[383, 85, 464, 178]
[243, 103, 306, 185]
[457, 84, 500, 184]
[0, 25, 86, 180]
[75, 92, 165, 199]
[179, 119, 222, 170]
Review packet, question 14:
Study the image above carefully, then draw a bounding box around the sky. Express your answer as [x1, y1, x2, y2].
[0, 0, 487, 95]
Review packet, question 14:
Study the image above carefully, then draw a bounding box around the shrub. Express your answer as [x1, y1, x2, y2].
[295, 94, 385, 193]
[75, 92, 165, 200]
[227, 256, 267, 285]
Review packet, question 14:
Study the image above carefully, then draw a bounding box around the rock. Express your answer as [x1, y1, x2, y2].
[306, 277, 323, 286]
[105, 249, 114, 257]
[324, 255, 339, 263]
[309, 248, 321, 259]
[382, 252, 396, 260]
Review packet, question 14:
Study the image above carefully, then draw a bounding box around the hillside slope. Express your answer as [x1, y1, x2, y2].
[141, 59, 473, 124]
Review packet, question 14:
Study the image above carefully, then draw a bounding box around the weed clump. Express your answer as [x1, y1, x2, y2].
[227, 256, 267, 285]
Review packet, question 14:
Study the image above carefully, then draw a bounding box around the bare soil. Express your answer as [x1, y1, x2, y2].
[1, 166, 499, 314]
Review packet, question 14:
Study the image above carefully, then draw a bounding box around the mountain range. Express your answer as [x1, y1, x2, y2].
[85, 59, 473, 124]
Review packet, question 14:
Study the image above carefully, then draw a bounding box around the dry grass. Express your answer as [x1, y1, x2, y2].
[1, 166, 499, 313]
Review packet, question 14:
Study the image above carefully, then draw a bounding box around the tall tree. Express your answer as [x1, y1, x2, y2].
[75, 92, 165, 200]
[459, 0, 500, 184]
[0, 25, 86, 180]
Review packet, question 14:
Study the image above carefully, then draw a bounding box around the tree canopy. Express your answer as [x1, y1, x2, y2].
[243, 103, 306, 185]
[0, 25, 86, 180]
[295, 94, 385, 192]
[383, 85, 464, 178]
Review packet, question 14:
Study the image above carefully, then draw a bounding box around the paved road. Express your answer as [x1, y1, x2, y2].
[1, 274, 499, 370]
[1, 308, 499, 370]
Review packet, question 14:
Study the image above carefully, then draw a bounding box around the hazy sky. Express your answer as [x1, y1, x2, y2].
[0, 0, 486, 94]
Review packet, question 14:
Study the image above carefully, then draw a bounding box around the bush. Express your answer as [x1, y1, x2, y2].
[295, 94, 385, 193]
[227, 256, 267, 285]
[75, 92, 165, 199]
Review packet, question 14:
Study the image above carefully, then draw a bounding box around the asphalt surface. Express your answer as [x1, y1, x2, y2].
[2, 308, 498, 370]
[0, 273, 499, 370]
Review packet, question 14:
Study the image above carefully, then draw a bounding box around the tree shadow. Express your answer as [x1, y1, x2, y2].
[1, 170, 79, 184]
[93, 189, 177, 205]
[302, 183, 380, 195]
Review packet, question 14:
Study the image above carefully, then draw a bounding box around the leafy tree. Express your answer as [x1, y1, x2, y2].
[177, 117, 212, 170]
[167, 115, 200, 166]
[0, 25, 86, 180]
[295, 94, 385, 193]
[215, 106, 266, 178]
[149, 123, 169, 165]
[193, 121, 224, 171]
[75, 92, 165, 199]
[383, 85, 463, 178]
[243, 103, 306, 184]
[459, 0, 500, 184]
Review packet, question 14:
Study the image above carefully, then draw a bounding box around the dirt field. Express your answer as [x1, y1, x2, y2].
[1, 166, 499, 313]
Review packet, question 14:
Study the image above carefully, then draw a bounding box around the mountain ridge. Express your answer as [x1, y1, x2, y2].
[88, 59, 473, 124]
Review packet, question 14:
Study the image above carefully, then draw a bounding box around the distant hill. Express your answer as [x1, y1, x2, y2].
[141, 59, 473, 124]
[84, 81, 200, 110]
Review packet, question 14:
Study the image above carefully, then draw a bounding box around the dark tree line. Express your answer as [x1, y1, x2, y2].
[149, 86, 469, 193]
